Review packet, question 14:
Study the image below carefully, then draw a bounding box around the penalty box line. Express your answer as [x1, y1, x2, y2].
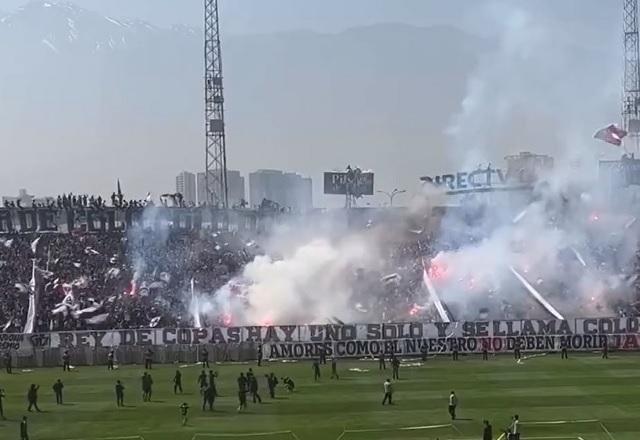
[336, 423, 452, 440]
[192, 431, 301, 440]
[63, 436, 146, 440]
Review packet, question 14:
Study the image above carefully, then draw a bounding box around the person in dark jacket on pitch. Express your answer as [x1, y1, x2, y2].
[237, 373, 248, 412]
[602, 339, 609, 359]
[107, 349, 115, 370]
[482, 340, 489, 361]
[62, 350, 70, 371]
[144, 348, 153, 369]
[52, 379, 64, 405]
[451, 343, 459, 361]
[20, 416, 29, 440]
[200, 347, 209, 368]
[313, 360, 321, 381]
[257, 344, 263, 366]
[208, 370, 217, 391]
[198, 370, 207, 394]
[514, 340, 522, 360]
[282, 376, 295, 392]
[27, 384, 41, 412]
[319, 347, 327, 365]
[249, 373, 262, 403]
[202, 385, 215, 411]
[560, 339, 568, 359]
[391, 355, 400, 380]
[378, 352, 386, 370]
[115, 380, 125, 407]
[331, 357, 339, 379]
[483, 420, 493, 440]
[174, 370, 183, 394]
[266, 374, 278, 398]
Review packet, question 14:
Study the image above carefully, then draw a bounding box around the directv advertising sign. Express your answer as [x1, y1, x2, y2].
[324, 171, 374, 196]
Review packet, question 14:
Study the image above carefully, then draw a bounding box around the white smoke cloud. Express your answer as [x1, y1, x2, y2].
[429, 1, 634, 320]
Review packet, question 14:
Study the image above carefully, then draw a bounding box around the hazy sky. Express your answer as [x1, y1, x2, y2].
[0, 0, 624, 207]
[2, 0, 615, 36]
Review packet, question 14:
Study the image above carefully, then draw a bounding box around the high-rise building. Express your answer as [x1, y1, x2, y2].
[197, 170, 245, 206]
[176, 171, 196, 205]
[227, 170, 246, 207]
[249, 169, 313, 211]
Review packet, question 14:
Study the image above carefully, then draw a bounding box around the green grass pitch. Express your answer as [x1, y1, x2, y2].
[0, 353, 637, 440]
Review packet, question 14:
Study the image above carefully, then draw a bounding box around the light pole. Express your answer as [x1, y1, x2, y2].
[377, 188, 406, 207]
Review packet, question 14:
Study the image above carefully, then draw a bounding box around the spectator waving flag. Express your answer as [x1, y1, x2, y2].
[594, 124, 628, 146]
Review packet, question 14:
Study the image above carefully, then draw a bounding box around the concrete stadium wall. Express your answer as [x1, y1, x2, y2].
[12, 343, 260, 369]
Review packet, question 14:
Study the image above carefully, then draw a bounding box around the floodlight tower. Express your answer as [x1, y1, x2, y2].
[204, 0, 228, 207]
[623, 0, 640, 150]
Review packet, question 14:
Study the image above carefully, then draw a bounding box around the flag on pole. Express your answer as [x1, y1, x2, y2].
[24, 260, 43, 334]
[30, 237, 41, 254]
[594, 124, 628, 146]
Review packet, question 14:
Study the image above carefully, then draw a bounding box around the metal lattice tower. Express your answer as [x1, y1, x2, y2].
[204, 0, 228, 207]
[623, 0, 640, 149]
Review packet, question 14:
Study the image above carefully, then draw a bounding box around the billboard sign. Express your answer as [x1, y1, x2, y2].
[324, 171, 374, 196]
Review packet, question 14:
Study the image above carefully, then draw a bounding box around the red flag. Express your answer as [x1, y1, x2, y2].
[594, 124, 628, 146]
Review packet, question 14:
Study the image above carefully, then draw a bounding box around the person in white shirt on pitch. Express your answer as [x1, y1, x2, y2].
[382, 379, 393, 405]
[448, 391, 458, 420]
[508, 414, 520, 440]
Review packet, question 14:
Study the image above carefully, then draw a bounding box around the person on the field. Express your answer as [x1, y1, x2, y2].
[266, 374, 278, 398]
[282, 376, 295, 392]
[331, 357, 339, 379]
[391, 355, 400, 380]
[257, 344, 263, 367]
[509, 414, 520, 440]
[483, 420, 493, 440]
[560, 338, 568, 359]
[237, 373, 248, 412]
[249, 372, 261, 403]
[202, 384, 215, 411]
[514, 340, 522, 360]
[313, 359, 321, 381]
[62, 349, 70, 371]
[52, 379, 64, 405]
[144, 348, 153, 370]
[142, 372, 153, 402]
[4, 350, 12, 374]
[0, 388, 5, 419]
[420, 344, 428, 362]
[452, 344, 460, 361]
[198, 370, 207, 394]
[208, 370, 217, 391]
[27, 384, 41, 412]
[319, 347, 327, 365]
[382, 378, 393, 405]
[200, 347, 209, 368]
[107, 349, 115, 370]
[20, 416, 29, 440]
[481, 340, 489, 361]
[378, 352, 386, 370]
[115, 380, 125, 407]
[602, 339, 609, 359]
[180, 402, 189, 426]
[448, 391, 458, 420]
[174, 369, 183, 394]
